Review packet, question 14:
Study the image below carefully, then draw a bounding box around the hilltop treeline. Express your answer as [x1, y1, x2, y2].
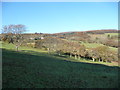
[85, 29, 118, 34]
[55, 29, 118, 35]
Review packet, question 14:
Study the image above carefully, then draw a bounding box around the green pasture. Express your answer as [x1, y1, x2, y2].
[2, 48, 119, 88]
[1, 41, 119, 88]
[81, 42, 118, 52]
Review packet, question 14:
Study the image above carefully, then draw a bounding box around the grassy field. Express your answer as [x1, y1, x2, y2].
[104, 33, 118, 36]
[81, 42, 104, 48]
[1, 42, 119, 88]
[89, 33, 118, 37]
[81, 42, 118, 52]
[1, 42, 47, 53]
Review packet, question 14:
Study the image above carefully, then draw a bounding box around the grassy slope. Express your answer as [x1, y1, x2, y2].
[81, 42, 118, 52]
[88, 33, 118, 37]
[1, 42, 119, 88]
[1, 42, 47, 53]
[1, 42, 118, 66]
[104, 33, 118, 36]
[82, 33, 118, 52]
[63, 33, 118, 52]
[2, 49, 119, 88]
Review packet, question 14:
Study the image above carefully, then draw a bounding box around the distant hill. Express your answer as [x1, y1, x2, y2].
[84, 29, 118, 34]
[53, 29, 118, 35]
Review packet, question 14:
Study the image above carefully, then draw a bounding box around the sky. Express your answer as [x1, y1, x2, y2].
[2, 2, 118, 33]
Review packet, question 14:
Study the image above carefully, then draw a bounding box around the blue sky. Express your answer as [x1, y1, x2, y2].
[2, 2, 118, 33]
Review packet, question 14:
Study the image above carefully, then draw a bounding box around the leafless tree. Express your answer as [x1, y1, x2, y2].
[2, 24, 27, 51]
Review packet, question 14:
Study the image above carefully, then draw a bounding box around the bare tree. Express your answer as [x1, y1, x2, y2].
[2, 24, 27, 51]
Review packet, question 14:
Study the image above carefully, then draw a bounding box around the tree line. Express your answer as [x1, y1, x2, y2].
[35, 37, 118, 63]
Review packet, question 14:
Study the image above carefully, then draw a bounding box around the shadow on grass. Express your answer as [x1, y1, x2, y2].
[2, 48, 119, 88]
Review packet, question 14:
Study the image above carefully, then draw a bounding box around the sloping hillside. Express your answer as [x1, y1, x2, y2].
[2, 47, 119, 88]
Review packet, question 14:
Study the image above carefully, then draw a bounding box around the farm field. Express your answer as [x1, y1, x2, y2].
[89, 32, 118, 37]
[81, 42, 118, 52]
[104, 33, 118, 36]
[1, 42, 119, 88]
